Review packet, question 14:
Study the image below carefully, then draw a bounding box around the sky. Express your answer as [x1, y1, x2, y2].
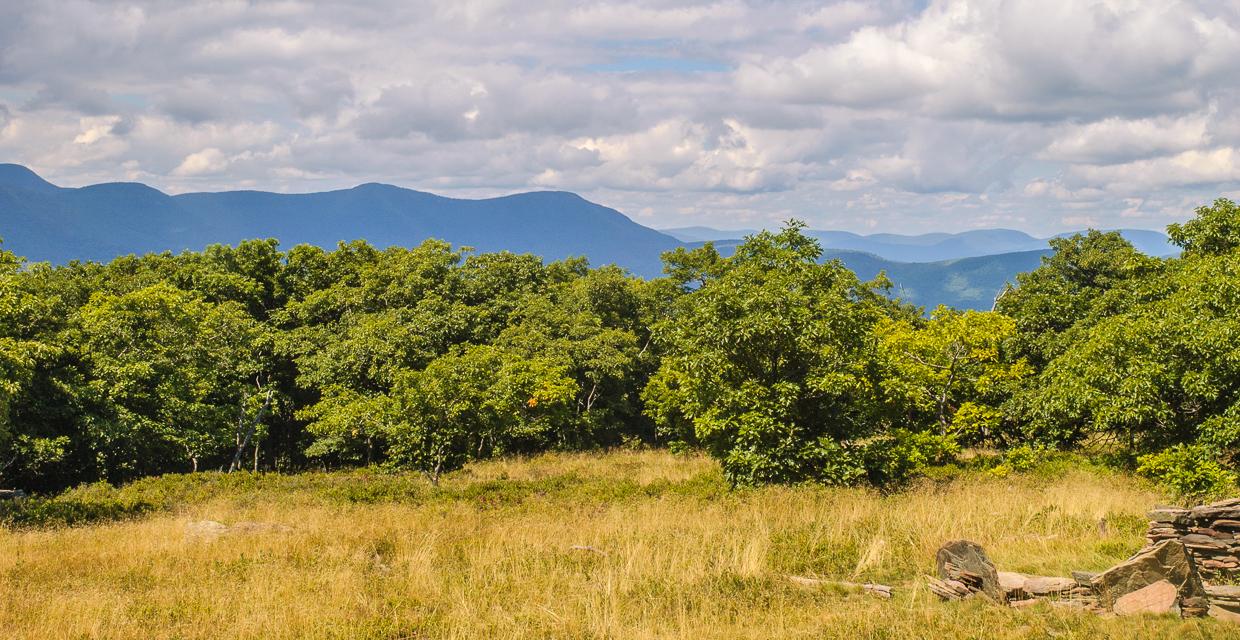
[2, 0, 1239, 235]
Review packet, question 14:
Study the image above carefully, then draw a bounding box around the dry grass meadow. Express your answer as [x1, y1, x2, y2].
[2, 450, 1237, 639]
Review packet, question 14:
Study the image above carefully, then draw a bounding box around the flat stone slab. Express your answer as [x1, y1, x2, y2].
[1114, 580, 1178, 616]
[997, 572, 1027, 598]
[1025, 576, 1078, 596]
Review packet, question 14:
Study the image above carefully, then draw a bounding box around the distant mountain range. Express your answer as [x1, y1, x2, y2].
[662, 226, 1177, 262]
[0, 163, 679, 277]
[0, 164, 1176, 310]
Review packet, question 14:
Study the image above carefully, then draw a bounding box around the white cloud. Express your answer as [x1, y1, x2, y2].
[0, 0, 1238, 235]
[172, 148, 230, 176]
[1042, 115, 1210, 165]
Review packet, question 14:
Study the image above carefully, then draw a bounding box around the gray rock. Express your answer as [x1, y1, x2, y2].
[1181, 534, 1229, 551]
[185, 520, 230, 537]
[935, 540, 1003, 602]
[1024, 576, 1078, 596]
[1149, 508, 1190, 525]
[1189, 505, 1240, 521]
[1091, 540, 1205, 612]
[1071, 571, 1097, 587]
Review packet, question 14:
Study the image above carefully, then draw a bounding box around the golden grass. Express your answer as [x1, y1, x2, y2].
[1, 450, 1236, 639]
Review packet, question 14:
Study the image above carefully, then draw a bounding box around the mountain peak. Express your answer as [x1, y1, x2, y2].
[0, 163, 58, 192]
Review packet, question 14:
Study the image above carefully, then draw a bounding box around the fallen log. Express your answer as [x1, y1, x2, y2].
[787, 575, 894, 599]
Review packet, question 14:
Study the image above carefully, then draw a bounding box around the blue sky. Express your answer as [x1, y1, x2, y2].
[1, 0, 1238, 234]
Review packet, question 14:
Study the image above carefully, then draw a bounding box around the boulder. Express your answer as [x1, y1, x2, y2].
[935, 540, 1003, 602]
[1113, 580, 1178, 616]
[1091, 540, 1206, 612]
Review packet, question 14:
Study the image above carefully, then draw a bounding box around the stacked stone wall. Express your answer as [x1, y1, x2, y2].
[1147, 498, 1240, 581]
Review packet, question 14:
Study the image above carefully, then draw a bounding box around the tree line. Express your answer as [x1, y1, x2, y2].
[2, 198, 1238, 495]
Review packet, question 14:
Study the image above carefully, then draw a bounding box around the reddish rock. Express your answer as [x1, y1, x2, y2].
[1113, 580, 1178, 616]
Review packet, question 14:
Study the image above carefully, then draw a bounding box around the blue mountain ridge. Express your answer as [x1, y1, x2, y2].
[0, 164, 1172, 310]
[0, 164, 680, 278]
[662, 225, 1176, 262]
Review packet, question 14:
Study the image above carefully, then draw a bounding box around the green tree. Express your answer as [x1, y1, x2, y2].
[386, 345, 575, 483]
[997, 230, 1161, 367]
[78, 284, 261, 476]
[645, 222, 902, 486]
[1168, 197, 1240, 257]
[878, 307, 1030, 442]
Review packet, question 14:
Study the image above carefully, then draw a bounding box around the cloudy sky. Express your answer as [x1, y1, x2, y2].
[2, 0, 1239, 234]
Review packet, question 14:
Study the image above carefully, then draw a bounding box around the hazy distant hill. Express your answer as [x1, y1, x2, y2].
[0, 164, 681, 277]
[662, 225, 1176, 262]
[701, 237, 1050, 310]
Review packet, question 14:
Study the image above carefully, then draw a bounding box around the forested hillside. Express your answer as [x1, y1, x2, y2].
[2, 198, 1239, 498]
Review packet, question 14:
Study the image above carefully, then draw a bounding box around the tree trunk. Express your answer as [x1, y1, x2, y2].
[229, 389, 273, 473]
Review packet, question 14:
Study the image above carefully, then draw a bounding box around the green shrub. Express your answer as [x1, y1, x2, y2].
[0, 481, 157, 528]
[861, 430, 959, 487]
[1137, 444, 1237, 500]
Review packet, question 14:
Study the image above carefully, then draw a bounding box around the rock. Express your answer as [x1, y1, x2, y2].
[1209, 604, 1240, 623]
[1181, 596, 1210, 617]
[1113, 580, 1179, 616]
[927, 576, 973, 600]
[0, 489, 26, 501]
[1190, 505, 1240, 522]
[1024, 576, 1078, 596]
[1213, 519, 1240, 530]
[1149, 508, 1189, 524]
[185, 520, 290, 537]
[1091, 540, 1205, 611]
[1071, 571, 1097, 587]
[1181, 534, 1230, 551]
[186, 520, 230, 537]
[997, 572, 1027, 599]
[935, 540, 1003, 602]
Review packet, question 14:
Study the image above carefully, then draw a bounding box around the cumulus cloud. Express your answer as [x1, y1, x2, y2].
[0, 0, 1238, 234]
[173, 148, 230, 176]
